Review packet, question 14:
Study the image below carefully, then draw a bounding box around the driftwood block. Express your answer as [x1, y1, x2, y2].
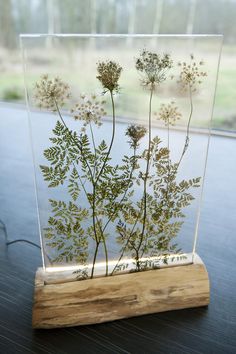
[32, 254, 209, 329]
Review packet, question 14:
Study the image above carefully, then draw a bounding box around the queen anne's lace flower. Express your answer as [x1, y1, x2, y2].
[125, 124, 147, 149]
[97, 60, 122, 93]
[71, 94, 107, 127]
[34, 74, 71, 111]
[135, 50, 173, 88]
[155, 101, 182, 126]
[177, 54, 207, 92]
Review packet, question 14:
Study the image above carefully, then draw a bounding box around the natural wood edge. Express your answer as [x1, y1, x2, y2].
[32, 254, 210, 329]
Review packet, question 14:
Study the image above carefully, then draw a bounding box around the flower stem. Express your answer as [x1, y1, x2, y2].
[136, 85, 154, 269]
[112, 86, 154, 274]
[91, 242, 99, 278]
[89, 122, 97, 179]
[90, 90, 116, 276]
[110, 208, 140, 275]
[177, 86, 193, 168]
[103, 147, 137, 235]
[88, 122, 107, 277]
[89, 122, 109, 275]
[107, 147, 137, 275]
[54, 99, 103, 278]
[95, 90, 116, 185]
[92, 181, 109, 277]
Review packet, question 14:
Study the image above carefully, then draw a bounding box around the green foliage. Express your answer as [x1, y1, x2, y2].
[41, 118, 135, 274]
[68, 168, 80, 201]
[44, 199, 89, 266]
[113, 135, 201, 272]
[38, 50, 204, 278]
[41, 114, 201, 276]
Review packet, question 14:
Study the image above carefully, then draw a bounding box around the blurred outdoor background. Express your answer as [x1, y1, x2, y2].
[0, 0, 236, 131]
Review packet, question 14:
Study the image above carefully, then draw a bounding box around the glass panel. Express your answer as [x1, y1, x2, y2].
[21, 34, 222, 278]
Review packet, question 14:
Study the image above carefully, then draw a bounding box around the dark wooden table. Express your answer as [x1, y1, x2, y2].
[0, 105, 236, 354]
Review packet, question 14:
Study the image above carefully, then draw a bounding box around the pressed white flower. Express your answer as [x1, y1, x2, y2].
[34, 74, 71, 111]
[71, 94, 107, 127]
[155, 101, 182, 126]
[135, 50, 173, 88]
[177, 55, 207, 92]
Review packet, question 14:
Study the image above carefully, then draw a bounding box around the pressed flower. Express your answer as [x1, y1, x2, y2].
[71, 94, 106, 127]
[135, 49, 173, 88]
[177, 54, 207, 92]
[34, 74, 71, 112]
[126, 124, 147, 149]
[155, 101, 182, 126]
[97, 60, 122, 93]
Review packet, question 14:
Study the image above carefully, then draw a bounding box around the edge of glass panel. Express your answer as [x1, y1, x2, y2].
[192, 35, 223, 261]
[20, 36, 46, 270]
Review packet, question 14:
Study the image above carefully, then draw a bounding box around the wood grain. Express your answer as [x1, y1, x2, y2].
[32, 254, 209, 329]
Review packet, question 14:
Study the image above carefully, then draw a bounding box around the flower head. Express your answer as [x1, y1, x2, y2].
[71, 94, 106, 128]
[126, 124, 147, 149]
[155, 101, 182, 126]
[34, 74, 71, 111]
[135, 50, 173, 88]
[177, 54, 207, 92]
[97, 60, 122, 93]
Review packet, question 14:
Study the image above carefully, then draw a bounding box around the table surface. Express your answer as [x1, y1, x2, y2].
[0, 104, 236, 354]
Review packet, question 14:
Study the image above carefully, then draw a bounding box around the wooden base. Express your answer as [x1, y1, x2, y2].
[32, 254, 210, 329]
